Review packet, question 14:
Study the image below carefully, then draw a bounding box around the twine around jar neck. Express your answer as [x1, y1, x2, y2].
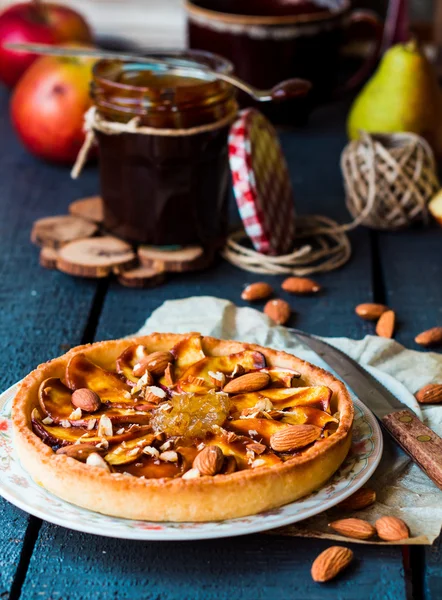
[71, 106, 237, 179]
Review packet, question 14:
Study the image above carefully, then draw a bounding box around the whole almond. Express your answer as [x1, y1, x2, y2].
[264, 298, 291, 325]
[415, 327, 442, 348]
[71, 388, 101, 413]
[375, 516, 409, 541]
[56, 443, 105, 461]
[355, 303, 388, 321]
[270, 424, 321, 452]
[311, 546, 353, 583]
[241, 282, 273, 302]
[415, 383, 442, 405]
[133, 351, 174, 378]
[338, 487, 376, 510]
[376, 310, 395, 339]
[193, 445, 224, 476]
[223, 372, 270, 395]
[282, 276, 321, 295]
[329, 518, 375, 540]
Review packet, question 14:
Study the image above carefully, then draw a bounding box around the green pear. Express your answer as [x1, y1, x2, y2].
[347, 40, 442, 157]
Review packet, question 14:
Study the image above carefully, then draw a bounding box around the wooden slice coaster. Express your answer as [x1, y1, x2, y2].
[137, 245, 206, 272]
[69, 196, 104, 224]
[31, 215, 98, 249]
[39, 247, 59, 269]
[57, 236, 136, 278]
[117, 265, 166, 288]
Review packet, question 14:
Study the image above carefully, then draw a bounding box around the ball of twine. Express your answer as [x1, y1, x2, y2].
[341, 131, 440, 230]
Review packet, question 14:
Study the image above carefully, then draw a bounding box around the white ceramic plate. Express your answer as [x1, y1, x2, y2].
[0, 374, 390, 541]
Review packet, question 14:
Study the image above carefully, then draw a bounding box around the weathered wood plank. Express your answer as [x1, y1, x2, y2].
[379, 230, 442, 599]
[424, 536, 442, 600]
[376, 229, 442, 349]
[0, 86, 100, 597]
[21, 530, 406, 600]
[277, 100, 374, 339]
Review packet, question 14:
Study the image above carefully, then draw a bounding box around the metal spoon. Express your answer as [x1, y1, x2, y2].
[5, 42, 312, 103]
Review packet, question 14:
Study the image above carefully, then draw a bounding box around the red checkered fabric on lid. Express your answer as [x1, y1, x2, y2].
[228, 108, 296, 255]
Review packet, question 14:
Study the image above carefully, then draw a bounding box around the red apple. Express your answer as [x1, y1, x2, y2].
[0, 1, 93, 87]
[11, 50, 94, 163]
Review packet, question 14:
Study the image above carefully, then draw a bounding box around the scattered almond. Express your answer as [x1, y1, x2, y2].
[329, 518, 376, 540]
[69, 407, 82, 420]
[355, 303, 388, 321]
[159, 450, 178, 463]
[86, 452, 110, 471]
[133, 351, 174, 377]
[193, 445, 224, 476]
[415, 383, 442, 404]
[223, 371, 270, 395]
[338, 487, 376, 510]
[270, 424, 321, 452]
[231, 364, 246, 378]
[246, 442, 267, 455]
[142, 446, 160, 459]
[282, 276, 321, 295]
[375, 516, 409, 541]
[164, 363, 174, 386]
[376, 310, 395, 339]
[264, 299, 291, 325]
[97, 414, 113, 438]
[182, 468, 201, 480]
[133, 362, 150, 378]
[241, 282, 273, 301]
[71, 388, 101, 413]
[208, 370, 226, 388]
[144, 385, 167, 404]
[415, 327, 442, 348]
[311, 546, 353, 583]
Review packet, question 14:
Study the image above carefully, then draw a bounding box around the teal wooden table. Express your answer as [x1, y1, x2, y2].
[0, 86, 441, 600]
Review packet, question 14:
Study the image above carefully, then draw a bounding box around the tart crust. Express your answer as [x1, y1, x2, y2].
[12, 334, 353, 522]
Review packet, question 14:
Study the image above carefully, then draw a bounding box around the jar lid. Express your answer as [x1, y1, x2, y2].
[228, 108, 296, 255]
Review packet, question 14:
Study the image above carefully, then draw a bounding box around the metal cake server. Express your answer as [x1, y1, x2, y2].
[289, 327, 442, 490]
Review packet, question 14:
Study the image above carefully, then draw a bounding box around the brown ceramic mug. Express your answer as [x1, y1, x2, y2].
[186, 0, 383, 123]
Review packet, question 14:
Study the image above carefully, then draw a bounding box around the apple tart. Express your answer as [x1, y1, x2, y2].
[12, 333, 353, 521]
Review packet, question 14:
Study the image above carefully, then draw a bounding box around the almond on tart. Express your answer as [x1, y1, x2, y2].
[12, 333, 354, 522]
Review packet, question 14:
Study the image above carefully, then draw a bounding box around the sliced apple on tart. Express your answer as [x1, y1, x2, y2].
[31, 408, 151, 448]
[66, 354, 131, 404]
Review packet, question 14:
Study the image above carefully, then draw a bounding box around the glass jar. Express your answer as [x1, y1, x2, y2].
[91, 51, 238, 250]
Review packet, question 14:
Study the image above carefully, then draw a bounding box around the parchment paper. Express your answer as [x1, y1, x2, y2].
[136, 296, 442, 545]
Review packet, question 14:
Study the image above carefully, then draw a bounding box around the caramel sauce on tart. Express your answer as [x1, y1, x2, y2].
[32, 334, 339, 479]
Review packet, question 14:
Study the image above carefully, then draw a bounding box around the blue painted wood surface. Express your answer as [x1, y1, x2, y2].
[0, 88, 100, 598]
[20, 532, 406, 600]
[0, 86, 440, 599]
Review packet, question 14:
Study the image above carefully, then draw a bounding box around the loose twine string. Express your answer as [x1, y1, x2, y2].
[72, 112, 440, 277]
[223, 131, 439, 275]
